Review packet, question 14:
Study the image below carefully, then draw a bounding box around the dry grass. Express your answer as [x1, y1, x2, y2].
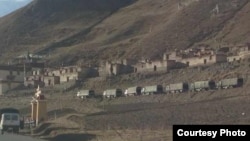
[0, 0, 249, 65]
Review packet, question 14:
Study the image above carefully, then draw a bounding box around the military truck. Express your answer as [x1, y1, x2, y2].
[141, 85, 164, 95]
[76, 90, 95, 99]
[103, 89, 123, 98]
[124, 86, 142, 96]
[216, 77, 243, 89]
[189, 80, 216, 91]
[165, 82, 189, 93]
[0, 108, 24, 134]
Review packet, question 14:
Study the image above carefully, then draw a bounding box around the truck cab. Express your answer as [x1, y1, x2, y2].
[0, 108, 22, 134]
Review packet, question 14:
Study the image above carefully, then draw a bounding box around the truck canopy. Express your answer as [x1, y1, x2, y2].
[126, 86, 142, 94]
[142, 85, 163, 93]
[166, 83, 189, 91]
[77, 90, 95, 96]
[104, 89, 123, 97]
[189, 80, 215, 90]
[0, 108, 19, 119]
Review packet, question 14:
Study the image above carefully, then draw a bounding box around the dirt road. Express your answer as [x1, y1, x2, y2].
[0, 134, 44, 141]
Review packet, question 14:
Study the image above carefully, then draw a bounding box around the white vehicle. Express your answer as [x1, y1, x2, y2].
[141, 85, 164, 95]
[76, 90, 95, 99]
[103, 89, 123, 98]
[124, 86, 142, 96]
[0, 108, 22, 134]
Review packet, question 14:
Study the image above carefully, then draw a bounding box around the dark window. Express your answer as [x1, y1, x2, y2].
[157, 85, 163, 93]
[4, 115, 11, 120]
[116, 89, 123, 96]
[12, 115, 18, 121]
[89, 90, 95, 96]
[204, 59, 207, 64]
[183, 83, 189, 91]
[134, 68, 137, 73]
[154, 65, 157, 71]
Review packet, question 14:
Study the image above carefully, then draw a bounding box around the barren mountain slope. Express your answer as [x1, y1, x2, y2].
[0, 0, 135, 63]
[209, 1, 250, 45]
[0, 0, 249, 65]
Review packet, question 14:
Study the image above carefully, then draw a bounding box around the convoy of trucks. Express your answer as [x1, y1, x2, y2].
[76, 77, 243, 98]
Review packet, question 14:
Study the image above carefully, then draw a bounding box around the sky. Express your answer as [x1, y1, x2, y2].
[0, 0, 32, 17]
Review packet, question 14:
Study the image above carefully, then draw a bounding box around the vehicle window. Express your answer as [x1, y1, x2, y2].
[4, 115, 11, 120]
[117, 90, 122, 95]
[12, 115, 18, 121]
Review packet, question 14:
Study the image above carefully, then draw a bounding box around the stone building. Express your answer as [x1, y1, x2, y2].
[133, 59, 176, 73]
[227, 44, 250, 62]
[98, 59, 134, 77]
[0, 65, 25, 82]
[166, 47, 227, 67]
[45, 66, 81, 83]
[24, 68, 44, 88]
[0, 65, 25, 95]
[24, 75, 43, 88]
[43, 76, 60, 87]
[0, 80, 22, 95]
[180, 54, 227, 67]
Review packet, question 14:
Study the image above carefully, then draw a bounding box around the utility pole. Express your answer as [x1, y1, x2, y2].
[24, 62, 26, 83]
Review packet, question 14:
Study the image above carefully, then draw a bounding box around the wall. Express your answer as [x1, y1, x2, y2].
[43, 76, 60, 86]
[180, 55, 216, 67]
[167, 52, 183, 62]
[59, 73, 79, 83]
[214, 54, 227, 63]
[227, 56, 242, 62]
[0, 69, 24, 82]
[0, 81, 22, 95]
[134, 60, 176, 73]
[110, 64, 132, 75]
[98, 62, 134, 76]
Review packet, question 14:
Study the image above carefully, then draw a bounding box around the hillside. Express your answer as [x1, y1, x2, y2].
[1, 61, 250, 141]
[0, 0, 250, 65]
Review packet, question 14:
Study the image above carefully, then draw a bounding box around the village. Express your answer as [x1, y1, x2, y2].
[0, 43, 250, 95]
